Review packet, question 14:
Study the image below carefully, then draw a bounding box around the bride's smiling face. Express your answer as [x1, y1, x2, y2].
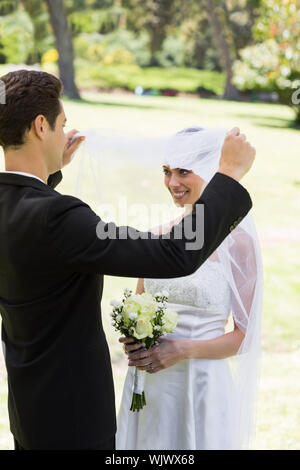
[163, 165, 204, 207]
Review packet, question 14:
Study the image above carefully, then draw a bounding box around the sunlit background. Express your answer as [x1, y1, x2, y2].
[0, 0, 299, 450]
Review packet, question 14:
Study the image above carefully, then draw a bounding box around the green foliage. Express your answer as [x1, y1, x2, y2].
[155, 35, 186, 68]
[0, 0, 260, 72]
[221, 0, 261, 53]
[0, 0, 19, 16]
[22, 0, 55, 63]
[122, 0, 200, 66]
[0, 6, 34, 63]
[0, 1, 54, 64]
[69, 5, 122, 36]
[179, 14, 221, 71]
[74, 29, 150, 66]
[233, 0, 300, 122]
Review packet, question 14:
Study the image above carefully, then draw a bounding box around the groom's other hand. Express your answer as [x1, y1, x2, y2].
[219, 127, 256, 182]
[119, 336, 144, 355]
[62, 129, 85, 168]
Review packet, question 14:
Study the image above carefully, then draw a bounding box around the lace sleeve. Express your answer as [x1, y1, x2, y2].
[228, 227, 257, 334]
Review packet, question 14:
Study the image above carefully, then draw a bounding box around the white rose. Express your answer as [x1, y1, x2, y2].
[139, 296, 157, 319]
[123, 298, 141, 326]
[162, 309, 178, 333]
[131, 318, 153, 340]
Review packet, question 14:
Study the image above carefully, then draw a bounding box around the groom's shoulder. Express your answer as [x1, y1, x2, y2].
[46, 193, 97, 226]
[47, 193, 93, 214]
[45, 193, 100, 242]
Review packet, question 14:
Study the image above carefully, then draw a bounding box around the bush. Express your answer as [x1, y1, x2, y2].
[233, 0, 300, 124]
[75, 62, 225, 95]
[233, 39, 300, 121]
[155, 35, 186, 68]
[74, 29, 151, 67]
[0, 9, 34, 64]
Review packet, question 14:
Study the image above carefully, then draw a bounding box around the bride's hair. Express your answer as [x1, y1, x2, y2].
[176, 126, 204, 135]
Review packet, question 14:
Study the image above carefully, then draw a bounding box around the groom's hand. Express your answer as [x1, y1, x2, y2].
[219, 127, 256, 182]
[62, 129, 85, 168]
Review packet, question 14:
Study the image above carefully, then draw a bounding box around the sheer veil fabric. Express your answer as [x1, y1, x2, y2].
[73, 126, 263, 449]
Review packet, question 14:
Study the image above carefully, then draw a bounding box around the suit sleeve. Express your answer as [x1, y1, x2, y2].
[45, 172, 252, 278]
[47, 171, 63, 189]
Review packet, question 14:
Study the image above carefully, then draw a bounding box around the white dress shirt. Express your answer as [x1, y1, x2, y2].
[3, 170, 45, 184]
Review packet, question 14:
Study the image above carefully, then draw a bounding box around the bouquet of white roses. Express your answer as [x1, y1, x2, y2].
[110, 288, 178, 412]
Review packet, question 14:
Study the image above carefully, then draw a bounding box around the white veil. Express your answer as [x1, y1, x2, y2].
[73, 126, 263, 449]
[163, 126, 264, 449]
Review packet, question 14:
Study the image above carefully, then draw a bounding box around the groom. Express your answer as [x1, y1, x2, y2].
[0, 70, 255, 450]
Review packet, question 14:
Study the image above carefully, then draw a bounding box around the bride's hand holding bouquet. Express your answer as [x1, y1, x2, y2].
[110, 288, 178, 411]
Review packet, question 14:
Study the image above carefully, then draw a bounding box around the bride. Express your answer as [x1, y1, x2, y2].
[116, 127, 263, 450]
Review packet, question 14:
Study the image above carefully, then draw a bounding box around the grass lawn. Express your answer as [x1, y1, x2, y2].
[0, 89, 299, 450]
[74, 62, 225, 95]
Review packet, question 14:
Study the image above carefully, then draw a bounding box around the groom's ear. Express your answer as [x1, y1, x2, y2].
[31, 114, 51, 141]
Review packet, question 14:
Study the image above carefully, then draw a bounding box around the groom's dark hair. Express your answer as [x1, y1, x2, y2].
[0, 70, 63, 150]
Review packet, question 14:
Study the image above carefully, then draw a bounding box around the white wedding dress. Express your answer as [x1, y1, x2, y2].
[116, 258, 240, 450]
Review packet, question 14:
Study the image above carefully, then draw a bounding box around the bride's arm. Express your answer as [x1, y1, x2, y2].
[181, 322, 245, 360]
[136, 278, 145, 294]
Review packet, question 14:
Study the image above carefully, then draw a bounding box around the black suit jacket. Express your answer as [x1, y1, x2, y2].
[0, 170, 251, 449]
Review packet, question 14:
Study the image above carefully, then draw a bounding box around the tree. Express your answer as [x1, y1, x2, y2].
[0, 0, 80, 98]
[222, 0, 261, 54]
[45, 0, 80, 99]
[22, 0, 54, 64]
[122, 0, 180, 66]
[205, 0, 240, 100]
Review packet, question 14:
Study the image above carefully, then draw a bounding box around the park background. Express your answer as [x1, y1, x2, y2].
[0, 0, 299, 450]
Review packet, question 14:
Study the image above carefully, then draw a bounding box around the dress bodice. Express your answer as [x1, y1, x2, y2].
[144, 259, 232, 340]
[144, 260, 231, 314]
